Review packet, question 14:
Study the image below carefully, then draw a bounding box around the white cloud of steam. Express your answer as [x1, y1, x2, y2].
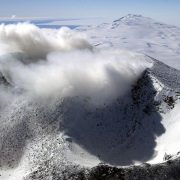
[0, 23, 152, 105]
[0, 23, 92, 60]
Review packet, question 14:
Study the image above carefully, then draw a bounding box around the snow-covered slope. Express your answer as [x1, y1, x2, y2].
[77, 14, 180, 70]
[0, 55, 180, 179]
[22, 58, 180, 180]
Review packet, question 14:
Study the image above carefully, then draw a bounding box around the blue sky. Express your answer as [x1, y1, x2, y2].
[0, 0, 179, 25]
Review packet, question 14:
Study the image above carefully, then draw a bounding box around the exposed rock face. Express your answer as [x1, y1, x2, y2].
[26, 155, 180, 180]
[0, 72, 9, 86]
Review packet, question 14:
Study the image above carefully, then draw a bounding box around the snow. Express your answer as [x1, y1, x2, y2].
[150, 102, 180, 164]
[76, 14, 180, 70]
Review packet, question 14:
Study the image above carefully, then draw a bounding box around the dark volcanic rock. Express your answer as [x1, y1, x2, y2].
[26, 157, 180, 180]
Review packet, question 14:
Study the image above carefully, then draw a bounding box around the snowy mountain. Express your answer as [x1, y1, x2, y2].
[0, 15, 180, 179]
[77, 14, 180, 70]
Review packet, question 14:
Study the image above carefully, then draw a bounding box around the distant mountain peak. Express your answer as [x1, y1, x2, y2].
[120, 14, 143, 19]
[113, 14, 150, 23]
[127, 14, 143, 17]
[111, 14, 159, 29]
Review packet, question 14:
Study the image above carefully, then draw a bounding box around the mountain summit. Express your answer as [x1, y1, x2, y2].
[112, 14, 166, 27]
[79, 14, 180, 70]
